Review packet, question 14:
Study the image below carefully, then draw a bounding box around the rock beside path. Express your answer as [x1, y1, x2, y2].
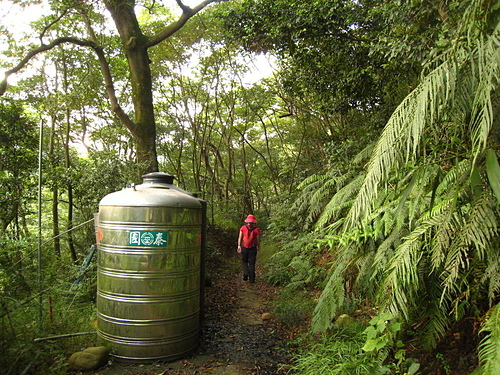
[68, 346, 110, 371]
[261, 312, 274, 321]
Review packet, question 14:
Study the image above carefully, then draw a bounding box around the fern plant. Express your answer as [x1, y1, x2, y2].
[479, 303, 500, 374]
[302, 0, 500, 370]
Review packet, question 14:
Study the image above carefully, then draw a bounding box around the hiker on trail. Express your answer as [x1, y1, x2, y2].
[237, 214, 261, 283]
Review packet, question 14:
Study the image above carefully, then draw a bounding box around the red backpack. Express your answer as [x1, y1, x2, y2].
[241, 225, 259, 248]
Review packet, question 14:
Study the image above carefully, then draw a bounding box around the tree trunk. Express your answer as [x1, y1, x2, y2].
[64, 106, 77, 263]
[103, 0, 158, 174]
[240, 138, 253, 215]
[49, 115, 61, 258]
[127, 45, 158, 174]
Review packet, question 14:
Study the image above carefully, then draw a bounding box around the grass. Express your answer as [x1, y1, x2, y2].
[290, 326, 388, 375]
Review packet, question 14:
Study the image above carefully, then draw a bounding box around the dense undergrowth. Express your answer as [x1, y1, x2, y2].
[264, 227, 481, 375]
[0, 238, 100, 374]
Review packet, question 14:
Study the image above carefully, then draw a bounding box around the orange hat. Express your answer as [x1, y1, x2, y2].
[244, 214, 257, 223]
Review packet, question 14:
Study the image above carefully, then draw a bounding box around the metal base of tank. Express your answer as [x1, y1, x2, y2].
[98, 328, 199, 363]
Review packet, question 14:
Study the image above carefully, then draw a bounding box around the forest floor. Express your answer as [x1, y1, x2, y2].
[84, 229, 296, 375]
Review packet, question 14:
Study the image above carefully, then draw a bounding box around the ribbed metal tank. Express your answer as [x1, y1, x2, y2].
[96, 172, 203, 362]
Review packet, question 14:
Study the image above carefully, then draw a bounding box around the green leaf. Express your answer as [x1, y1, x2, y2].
[362, 337, 386, 352]
[395, 170, 418, 218]
[362, 338, 379, 352]
[375, 334, 389, 350]
[379, 312, 394, 321]
[364, 325, 377, 340]
[408, 362, 421, 375]
[395, 349, 405, 360]
[486, 149, 500, 203]
[377, 320, 387, 332]
[391, 322, 402, 333]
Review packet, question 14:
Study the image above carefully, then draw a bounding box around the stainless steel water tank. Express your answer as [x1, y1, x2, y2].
[96, 172, 203, 361]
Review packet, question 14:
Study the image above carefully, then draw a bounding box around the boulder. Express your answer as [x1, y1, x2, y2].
[68, 346, 110, 371]
[333, 314, 355, 328]
[261, 312, 274, 321]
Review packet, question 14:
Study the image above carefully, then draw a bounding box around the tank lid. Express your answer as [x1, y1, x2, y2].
[142, 172, 175, 185]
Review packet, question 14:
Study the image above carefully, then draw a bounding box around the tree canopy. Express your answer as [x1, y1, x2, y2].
[1, 0, 229, 174]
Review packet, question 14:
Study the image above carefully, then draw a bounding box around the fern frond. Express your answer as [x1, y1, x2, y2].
[345, 59, 458, 229]
[352, 142, 376, 164]
[312, 259, 348, 332]
[396, 163, 437, 229]
[293, 174, 335, 224]
[370, 227, 406, 281]
[428, 206, 454, 272]
[468, 20, 500, 159]
[441, 193, 498, 299]
[381, 237, 424, 320]
[435, 159, 471, 196]
[344, 17, 500, 231]
[298, 173, 331, 189]
[315, 174, 365, 228]
[294, 170, 361, 226]
[479, 303, 500, 375]
[307, 0, 500, 347]
[379, 197, 457, 319]
[420, 296, 452, 350]
[483, 250, 500, 303]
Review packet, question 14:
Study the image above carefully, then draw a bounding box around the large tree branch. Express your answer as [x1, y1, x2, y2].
[39, 9, 70, 43]
[0, 37, 96, 96]
[92, 46, 137, 133]
[147, 0, 227, 48]
[80, 10, 137, 134]
[0, 35, 137, 132]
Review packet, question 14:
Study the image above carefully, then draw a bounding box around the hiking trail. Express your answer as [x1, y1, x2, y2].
[85, 250, 293, 375]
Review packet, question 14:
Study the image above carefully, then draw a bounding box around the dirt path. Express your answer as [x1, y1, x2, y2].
[87, 252, 293, 375]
